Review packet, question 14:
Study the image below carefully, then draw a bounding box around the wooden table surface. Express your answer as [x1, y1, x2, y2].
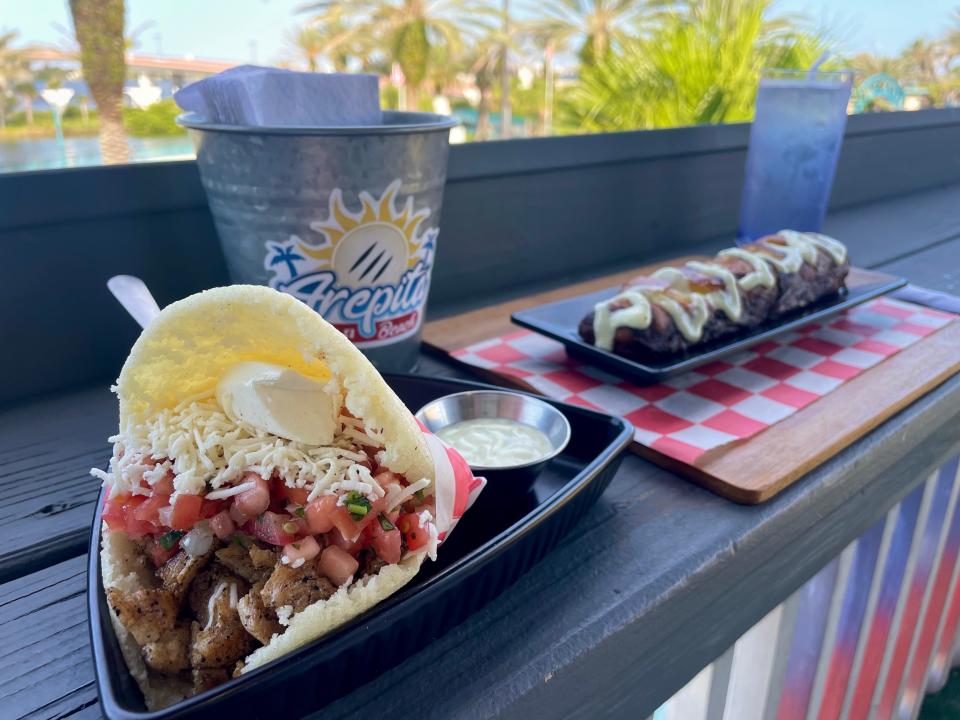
[3, 184, 960, 720]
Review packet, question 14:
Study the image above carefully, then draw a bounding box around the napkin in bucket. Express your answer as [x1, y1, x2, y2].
[175, 64, 382, 126]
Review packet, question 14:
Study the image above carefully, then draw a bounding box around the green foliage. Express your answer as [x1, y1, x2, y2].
[122, 99, 185, 137]
[561, 0, 832, 133]
[380, 84, 400, 110]
[394, 17, 429, 86]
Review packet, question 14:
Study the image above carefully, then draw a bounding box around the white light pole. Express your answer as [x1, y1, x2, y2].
[125, 75, 162, 110]
[40, 87, 75, 166]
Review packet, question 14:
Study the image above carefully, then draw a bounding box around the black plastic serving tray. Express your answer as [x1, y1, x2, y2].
[88, 373, 633, 720]
[512, 274, 907, 384]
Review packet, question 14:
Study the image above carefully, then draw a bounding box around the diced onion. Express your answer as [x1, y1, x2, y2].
[181, 520, 213, 556]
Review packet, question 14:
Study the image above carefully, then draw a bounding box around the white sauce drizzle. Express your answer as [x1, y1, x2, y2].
[717, 248, 777, 290]
[804, 232, 848, 264]
[437, 418, 553, 468]
[592, 290, 652, 350]
[589, 231, 847, 347]
[685, 261, 743, 323]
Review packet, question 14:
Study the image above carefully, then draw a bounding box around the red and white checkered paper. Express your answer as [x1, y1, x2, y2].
[452, 297, 955, 465]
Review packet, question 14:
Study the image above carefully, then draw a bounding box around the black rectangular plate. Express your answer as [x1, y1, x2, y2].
[512, 275, 907, 384]
[88, 373, 633, 720]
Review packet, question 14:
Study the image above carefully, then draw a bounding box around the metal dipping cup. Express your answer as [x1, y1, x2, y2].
[416, 390, 572, 495]
[738, 68, 853, 242]
[179, 111, 458, 373]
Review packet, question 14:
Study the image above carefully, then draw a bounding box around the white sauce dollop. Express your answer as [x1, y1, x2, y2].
[437, 418, 553, 468]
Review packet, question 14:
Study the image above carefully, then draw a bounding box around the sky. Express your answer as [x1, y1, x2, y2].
[0, 0, 956, 65]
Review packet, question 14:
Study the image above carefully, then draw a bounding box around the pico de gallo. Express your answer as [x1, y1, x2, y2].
[94, 398, 435, 696]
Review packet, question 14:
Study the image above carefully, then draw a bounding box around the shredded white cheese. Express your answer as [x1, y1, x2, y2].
[331, 479, 373, 499]
[384, 477, 432, 511]
[205, 481, 256, 500]
[229, 582, 238, 609]
[276, 604, 294, 627]
[204, 582, 229, 630]
[98, 393, 377, 497]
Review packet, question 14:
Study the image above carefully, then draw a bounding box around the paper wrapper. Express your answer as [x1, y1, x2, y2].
[420, 425, 486, 548]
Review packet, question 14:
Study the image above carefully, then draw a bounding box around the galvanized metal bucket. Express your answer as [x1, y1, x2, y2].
[179, 110, 458, 372]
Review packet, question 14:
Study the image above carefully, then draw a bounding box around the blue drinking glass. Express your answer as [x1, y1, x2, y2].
[738, 68, 854, 243]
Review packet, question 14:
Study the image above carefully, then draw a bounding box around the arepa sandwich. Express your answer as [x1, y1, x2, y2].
[91, 285, 481, 709]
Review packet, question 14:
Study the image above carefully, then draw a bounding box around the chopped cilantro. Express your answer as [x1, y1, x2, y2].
[345, 491, 371, 520]
[158, 530, 185, 550]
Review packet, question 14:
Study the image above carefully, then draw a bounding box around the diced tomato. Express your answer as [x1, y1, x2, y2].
[229, 503, 250, 526]
[210, 510, 235, 540]
[170, 493, 203, 531]
[369, 518, 402, 564]
[200, 499, 224, 519]
[328, 527, 365, 556]
[398, 513, 428, 551]
[133, 493, 168, 525]
[119, 496, 156, 537]
[330, 503, 364, 540]
[234, 476, 271, 518]
[282, 535, 321, 565]
[305, 495, 338, 534]
[373, 470, 402, 486]
[151, 472, 175, 496]
[277, 482, 310, 506]
[102, 493, 130, 531]
[319, 545, 359, 586]
[249, 511, 298, 546]
[144, 535, 177, 567]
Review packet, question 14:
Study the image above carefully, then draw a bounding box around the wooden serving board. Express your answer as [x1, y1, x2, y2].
[423, 263, 960, 504]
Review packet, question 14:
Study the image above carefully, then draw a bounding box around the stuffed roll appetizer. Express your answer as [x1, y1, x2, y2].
[578, 230, 849, 359]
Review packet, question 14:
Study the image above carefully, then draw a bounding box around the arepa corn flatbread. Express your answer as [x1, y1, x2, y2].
[93, 285, 447, 710]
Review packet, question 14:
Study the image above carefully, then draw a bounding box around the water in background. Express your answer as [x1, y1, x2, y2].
[0, 135, 195, 173]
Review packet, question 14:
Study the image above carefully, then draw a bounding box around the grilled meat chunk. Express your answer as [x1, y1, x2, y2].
[142, 624, 191, 674]
[260, 562, 336, 614]
[188, 565, 247, 626]
[215, 543, 272, 584]
[107, 587, 179, 646]
[358, 550, 388, 578]
[190, 582, 254, 669]
[249, 544, 278, 570]
[766, 247, 849, 316]
[237, 582, 282, 644]
[191, 667, 231, 695]
[157, 549, 212, 599]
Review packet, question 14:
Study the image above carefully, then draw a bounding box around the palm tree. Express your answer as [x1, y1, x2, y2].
[499, 0, 511, 137]
[301, 0, 495, 109]
[531, 0, 654, 67]
[290, 27, 325, 71]
[69, 0, 129, 164]
[289, 18, 358, 71]
[460, 28, 507, 139]
[564, 0, 830, 132]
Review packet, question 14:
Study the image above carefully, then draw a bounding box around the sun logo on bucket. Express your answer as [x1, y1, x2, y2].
[264, 180, 437, 348]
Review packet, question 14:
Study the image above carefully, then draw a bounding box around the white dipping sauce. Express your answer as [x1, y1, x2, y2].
[437, 418, 553, 468]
